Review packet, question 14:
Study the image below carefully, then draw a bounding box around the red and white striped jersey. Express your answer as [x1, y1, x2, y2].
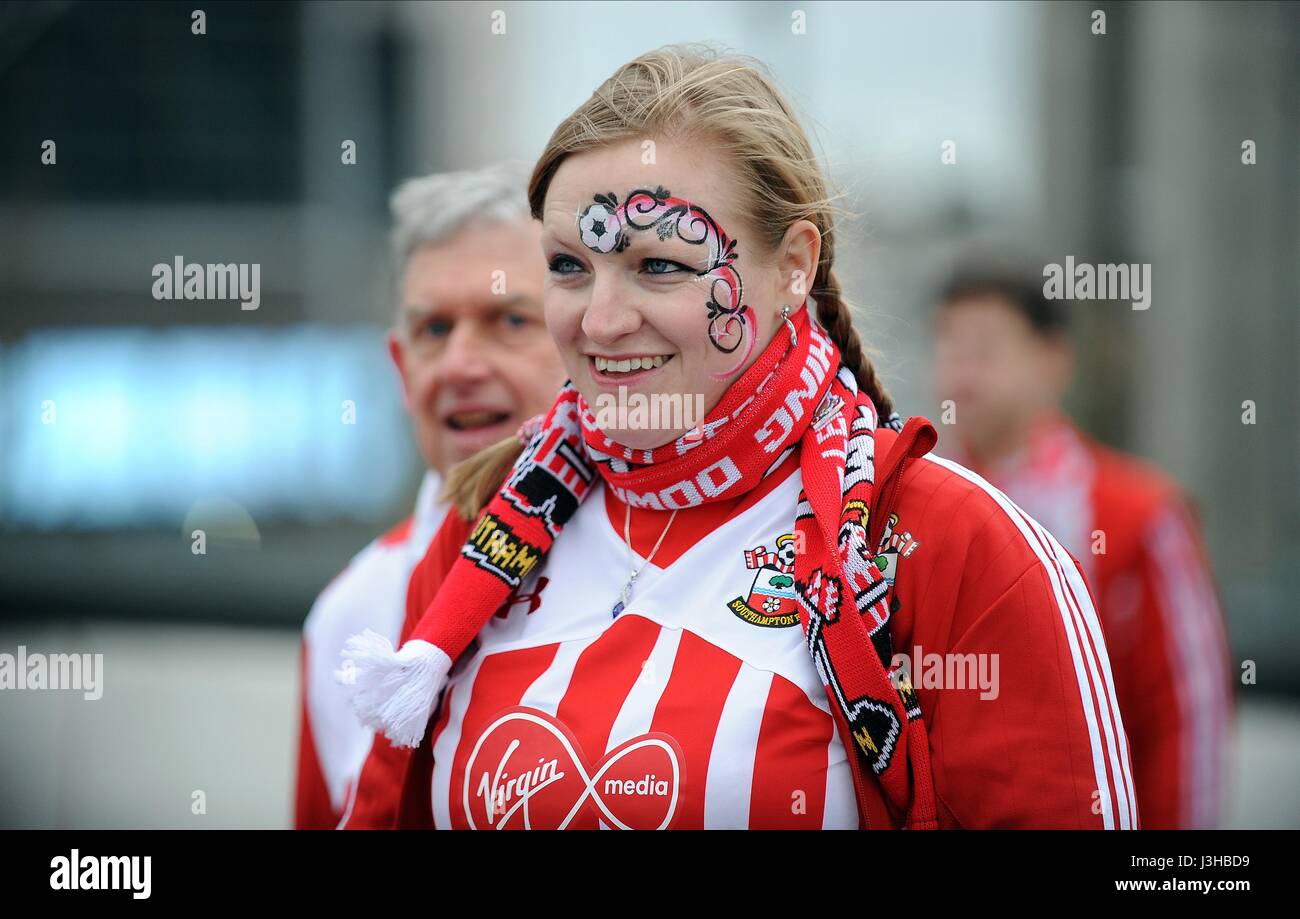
[429, 452, 857, 830]
[347, 430, 1138, 830]
[295, 471, 448, 829]
[952, 414, 1234, 829]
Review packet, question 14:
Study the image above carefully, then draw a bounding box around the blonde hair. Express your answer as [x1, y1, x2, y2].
[443, 43, 893, 518]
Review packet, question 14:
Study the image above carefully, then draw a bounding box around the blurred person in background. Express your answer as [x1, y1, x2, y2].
[932, 263, 1235, 829]
[294, 164, 567, 828]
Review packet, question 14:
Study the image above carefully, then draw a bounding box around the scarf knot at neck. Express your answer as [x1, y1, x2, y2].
[578, 304, 831, 510]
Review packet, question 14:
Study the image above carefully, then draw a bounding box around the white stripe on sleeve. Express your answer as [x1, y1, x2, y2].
[929, 455, 1137, 828]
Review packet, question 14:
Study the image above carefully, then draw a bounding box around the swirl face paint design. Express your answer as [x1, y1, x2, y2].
[576, 187, 756, 379]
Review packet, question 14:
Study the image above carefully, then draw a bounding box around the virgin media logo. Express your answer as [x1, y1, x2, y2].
[462, 707, 682, 830]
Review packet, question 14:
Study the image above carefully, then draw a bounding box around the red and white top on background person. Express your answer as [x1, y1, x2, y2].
[295, 471, 448, 828]
[292, 163, 567, 829]
[950, 412, 1234, 829]
[933, 260, 1235, 829]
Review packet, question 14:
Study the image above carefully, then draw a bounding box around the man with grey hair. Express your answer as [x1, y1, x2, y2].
[295, 164, 565, 828]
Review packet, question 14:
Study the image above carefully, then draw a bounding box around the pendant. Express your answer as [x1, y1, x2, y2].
[611, 579, 632, 619]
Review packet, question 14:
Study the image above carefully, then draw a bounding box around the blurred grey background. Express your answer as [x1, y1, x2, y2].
[0, 0, 1296, 828]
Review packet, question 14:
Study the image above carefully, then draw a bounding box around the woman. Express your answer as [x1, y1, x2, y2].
[339, 44, 1136, 830]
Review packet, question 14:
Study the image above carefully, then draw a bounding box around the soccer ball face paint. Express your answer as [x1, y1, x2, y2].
[578, 202, 622, 254]
[575, 187, 755, 378]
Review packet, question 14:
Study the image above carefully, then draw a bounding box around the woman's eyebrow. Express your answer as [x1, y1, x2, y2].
[594, 230, 715, 270]
[542, 200, 589, 224]
[631, 231, 716, 264]
[540, 226, 579, 247]
[540, 217, 582, 240]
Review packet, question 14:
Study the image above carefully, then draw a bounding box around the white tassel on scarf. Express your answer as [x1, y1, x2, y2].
[335, 630, 452, 749]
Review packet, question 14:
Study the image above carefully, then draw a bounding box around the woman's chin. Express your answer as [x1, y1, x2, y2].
[596, 426, 685, 452]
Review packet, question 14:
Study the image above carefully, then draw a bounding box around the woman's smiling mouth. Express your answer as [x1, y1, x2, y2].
[588, 353, 675, 386]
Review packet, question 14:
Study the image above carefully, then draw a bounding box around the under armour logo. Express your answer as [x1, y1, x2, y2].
[495, 576, 550, 619]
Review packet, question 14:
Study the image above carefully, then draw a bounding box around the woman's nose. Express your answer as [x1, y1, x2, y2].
[581, 272, 641, 345]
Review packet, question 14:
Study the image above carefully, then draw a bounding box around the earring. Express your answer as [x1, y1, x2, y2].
[781, 304, 798, 347]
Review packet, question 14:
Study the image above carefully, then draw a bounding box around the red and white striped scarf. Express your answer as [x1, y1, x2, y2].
[341, 301, 938, 828]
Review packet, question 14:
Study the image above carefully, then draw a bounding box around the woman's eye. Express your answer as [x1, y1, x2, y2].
[548, 255, 584, 274]
[501, 312, 529, 329]
[642, 257, 691, 275]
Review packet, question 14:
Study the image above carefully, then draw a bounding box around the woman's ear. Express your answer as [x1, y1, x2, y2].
[777, 219, 822, 303]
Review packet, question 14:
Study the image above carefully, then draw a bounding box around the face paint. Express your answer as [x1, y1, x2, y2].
[576, 187, 757, 379]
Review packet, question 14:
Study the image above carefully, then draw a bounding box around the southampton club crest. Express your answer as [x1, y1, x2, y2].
[728, 534, 801, 628]
[730, 518, 921, 629]
[873, 512, 921, 617]
[874, 513, 921, 587]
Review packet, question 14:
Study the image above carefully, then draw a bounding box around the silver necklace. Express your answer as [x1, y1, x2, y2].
[611, 502, 679, 618]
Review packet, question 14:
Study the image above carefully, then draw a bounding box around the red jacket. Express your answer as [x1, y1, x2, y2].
[345, 425, 1136, 829]
[955, 414, 1234, 828]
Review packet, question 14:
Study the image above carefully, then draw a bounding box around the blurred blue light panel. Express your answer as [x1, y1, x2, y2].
[0, 325, 416, 530]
